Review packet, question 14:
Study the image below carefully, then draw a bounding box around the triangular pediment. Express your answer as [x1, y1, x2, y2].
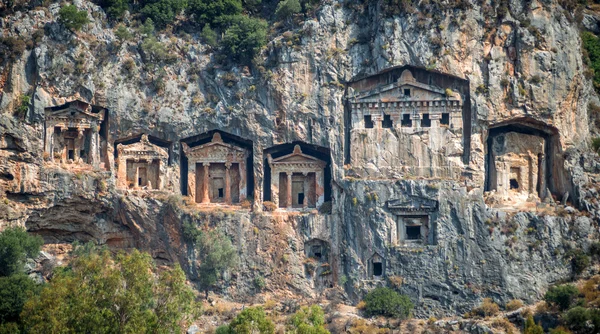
[355, 83, 446, 102]
[118, 135, 168, 158]
[271, 145, 325, 165]
[387, 195, 438, 212]
[46, 103, 103, 120]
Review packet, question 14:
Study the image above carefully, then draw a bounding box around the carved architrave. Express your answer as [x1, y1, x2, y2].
[387, 195, 438, 214]
[117, 134, 169, 161]
[269, 145, 326, 174]
[183, 133, 248, 164]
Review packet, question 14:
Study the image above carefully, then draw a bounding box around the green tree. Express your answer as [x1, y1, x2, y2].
[544, 284, 579, 311]
[200, 24, 218, 48]
[275, 0, 301, 21]
[115, 25, 133, 42]
[0, 274, 40, 324]
[227, 307, 275, 334]
[141, 0, 188, 28]
[362, 287, 413, 319]
[564, 306, 600, 332]
[582, 31, 600, 94]
[141, 18, 156, 35]
[105, 0, 129, 19]
[196, 229, 238, 298]
[222, 15, 267, 64]
[0, 227, 43, 277]
[21, 246, 198, 333]
[58, 5, 90, 31]
[187, 0, 243, 27]
[524, 315, 543, 334]
[287, 305, 329, 334]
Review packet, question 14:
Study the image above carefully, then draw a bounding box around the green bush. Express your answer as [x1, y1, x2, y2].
[362, 287, 413, 319]
[0, 274, 40, 323]
[187, 0, 243, 27]
[287, 305, 330, 334]
[567, 249, 590, 275]
[564, 306, 600, 332]
[592, 138, 600, 155]
[582, 31, 600, 94]
[200, 24, 218, 48]
[21, 246, 198, 333]
[222, 15, 267, 64]
[524, 315, 543, 334]
[544, 284, 579, 311]
[58, 5, 90, 31]
[275, 0, 301, 21]
[140, 36, 168, 63]
[0, 227, 43, 277]
[104, 0, 129, 18]
[141, 0, 187, 28]
[115, 25, 132, 42]
[0, 37, 26, 62]
[228, 307, 274, 334]
[196, 230, 238, 297]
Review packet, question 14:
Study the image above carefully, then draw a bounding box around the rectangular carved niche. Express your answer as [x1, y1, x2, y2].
[397, 215, 429, 244]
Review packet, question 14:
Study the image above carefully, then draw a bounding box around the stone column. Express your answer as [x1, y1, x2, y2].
[44, 124, 54, 159]
[286, 172, 293, 209]
[302, 172, 309, 209]
[90, 125, 100, 168]
[239, 159, 247, 202]
[187, 161, 196, 202]
[116, 151, 127, 189]
[271, 169, 279, 208]
[202, 162, 210, 204]
[225, 162, 232, 205]
[134, 166, 140, 189]
[315, 169, 325, 208]
[538, 153, 546, 199]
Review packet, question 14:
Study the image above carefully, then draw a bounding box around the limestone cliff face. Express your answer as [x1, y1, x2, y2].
[1, 0, 600, 318]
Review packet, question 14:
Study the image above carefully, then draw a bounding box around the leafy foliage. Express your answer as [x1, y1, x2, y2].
[21, 246, 198, 333]
[222, 307, 275, 334]
[58, 5, 90, 31]
[287, 305, 330, 334]
[524, 315, 544, 334]
[0, 227, 43, 277]
[275, 0, 301, 21]
[0, 274, 40, 324]
[566, 248, 590, 275]
[222, 15, 267, 64]
[141, 0, 188, 28]
[104, 0, 129, 18]
[362, 287, 413, 319]
[544, 284, 579, 311]
[114, 25, 133, 42]
[200, 24, 218, 48]
[195, 229, 238, 295]
[563, 306, 600, 332]
[187, 0, 243, 27]
[582, 31, 600, 94]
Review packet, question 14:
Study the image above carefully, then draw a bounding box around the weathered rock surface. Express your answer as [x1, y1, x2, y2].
[1, 0, 600, 320]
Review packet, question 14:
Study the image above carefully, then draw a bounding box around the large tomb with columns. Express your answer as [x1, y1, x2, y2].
[116, 134, 169, 190]
[345, 66, 471, 179]
[267, 145, 326, 209]
[44, 100, 108, 168]
[182, 133, 249, 205]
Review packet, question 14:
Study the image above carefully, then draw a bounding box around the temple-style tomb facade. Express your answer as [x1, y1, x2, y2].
[347, 69, 463, 131]
[267, 145, 326, 209]
[182, 133, 249, 205]
[116, 134, 169, 190]
[44, 100, 107, 168]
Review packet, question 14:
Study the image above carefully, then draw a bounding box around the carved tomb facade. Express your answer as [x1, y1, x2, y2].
[116, 134, 169, 190]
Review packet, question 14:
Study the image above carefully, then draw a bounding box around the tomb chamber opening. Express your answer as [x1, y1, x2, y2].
[44, 100, 109, 169]
[180, 131, 253, 205]
[263, 142, 331, 210]
[485, 118, 569, 203]
[114, 134, 171, 190]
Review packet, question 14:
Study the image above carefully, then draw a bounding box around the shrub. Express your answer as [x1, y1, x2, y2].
[0, 37, 26, 62]
[200, 24, 218, 48]
[549, 327, 572, 334]
[58, 5, 90, 31]
[105, 0, 128, 18]
[140, 18, 155, 35]
[362, 287, 413, 319]
[564, 306, 600, 332]
[582, 31, 600, 94]
[505, 299, 523, 311]
[21, 246, 198, 333]
[226, 307, 275, 334]
[141, 36, 168, 63]
[544, 284, 579, 311]
[0, 227, 43, 277]
[275, 0, 301, 22]
[0, 274, 40, 323]
[566, 249, 590, 275]
[222, 15, 267, 64]
[187, 0, 243, 27]
[141, 0, 187, 28]
[254, 276, 266, 290]
[196, 230, 238, 297]
[115, 25, 132, 42]
[592, 138, 600, 155]
[287, 305, 329, 334]
[471, 298, 500, 317]
[524, 315, 544, 334]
